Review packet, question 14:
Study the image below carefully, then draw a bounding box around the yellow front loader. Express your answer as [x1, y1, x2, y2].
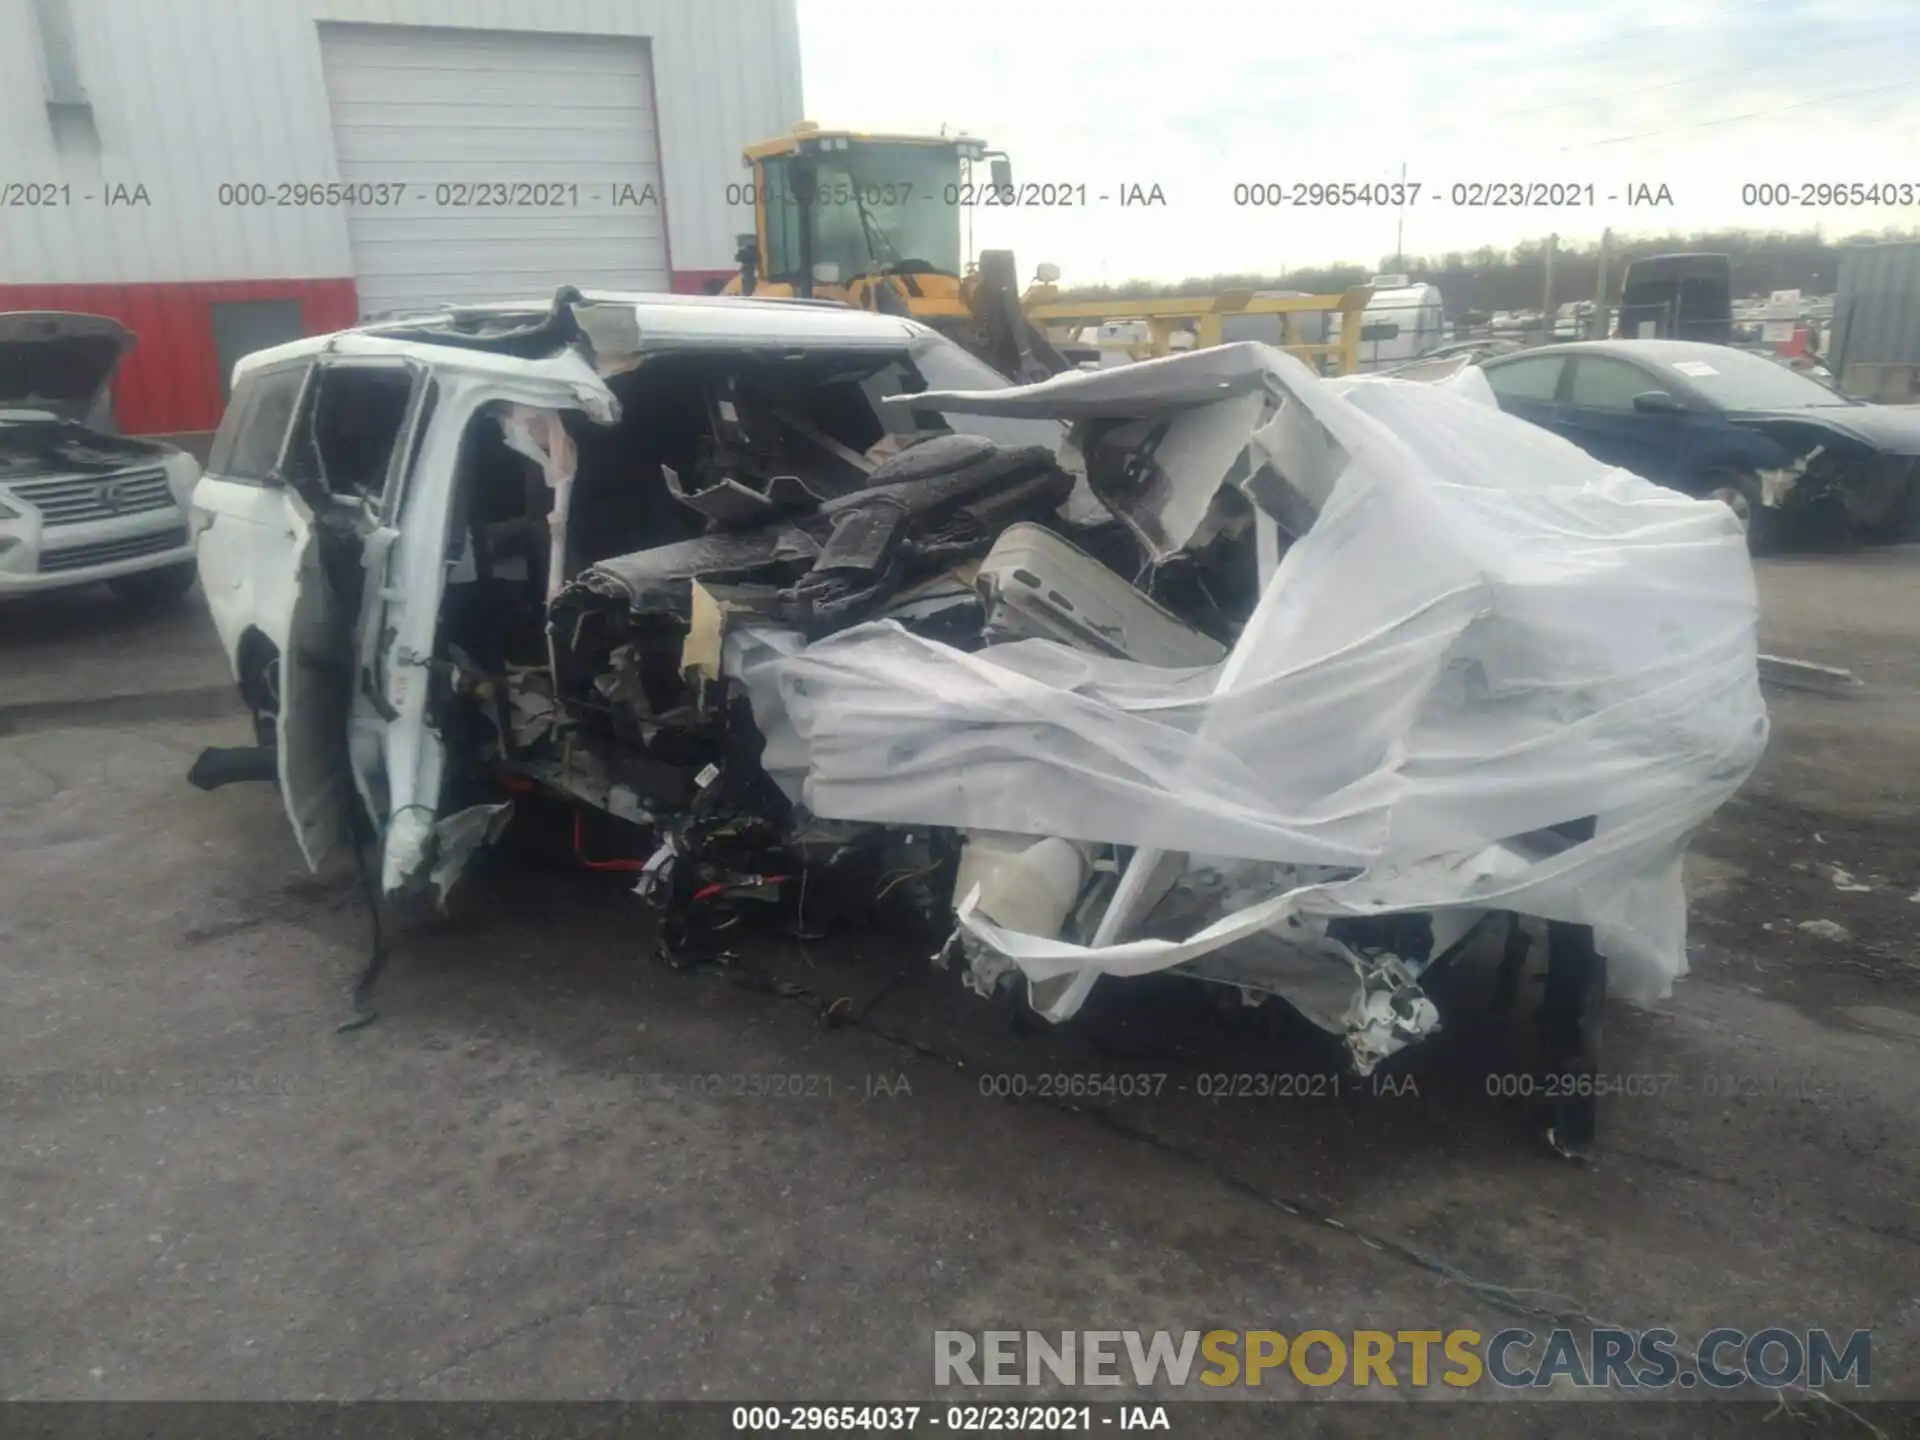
[722, 122, 1365, 381]
[722, 123, 1081, 381]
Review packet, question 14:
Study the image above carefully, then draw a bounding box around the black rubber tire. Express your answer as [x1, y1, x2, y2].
[1700, 468, 1779, 556]
[106, 559, 198, 605]
[1865, 477, 1920, 544]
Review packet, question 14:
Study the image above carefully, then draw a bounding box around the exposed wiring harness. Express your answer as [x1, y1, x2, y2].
[572, 809, 649, 873]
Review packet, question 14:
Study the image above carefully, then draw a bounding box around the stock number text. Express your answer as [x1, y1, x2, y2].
[1234, 181, 1421, 207]
[1743, 181, 1918, 207]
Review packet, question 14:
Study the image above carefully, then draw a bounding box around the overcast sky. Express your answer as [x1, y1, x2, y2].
[797, 0, 1920, 283]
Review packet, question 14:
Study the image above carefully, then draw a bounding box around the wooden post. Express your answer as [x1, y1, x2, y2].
[1542, 233, 1557, 344]
[1592, 228, 1611, 338]
[1394, 161, 1407, 269]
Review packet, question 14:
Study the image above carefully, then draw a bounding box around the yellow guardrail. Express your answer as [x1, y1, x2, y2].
[1023, 286, 1372, 375]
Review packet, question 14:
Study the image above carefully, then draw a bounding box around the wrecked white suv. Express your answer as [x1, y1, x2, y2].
[0, 313, 202, 603]
[189, 288, 1766, 1154]
[189, 289, 1069, 865]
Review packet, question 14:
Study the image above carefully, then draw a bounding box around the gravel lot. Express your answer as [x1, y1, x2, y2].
[2, 553, 1916, 1433]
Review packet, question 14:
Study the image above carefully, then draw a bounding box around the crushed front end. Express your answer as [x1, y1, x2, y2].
[447, 340, 1763, 1097]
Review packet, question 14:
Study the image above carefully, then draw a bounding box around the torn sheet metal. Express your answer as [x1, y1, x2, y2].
[977, 523, 1226, 666]
[1084, 390, 1269, 561]
[427, 801, 514, 905]
[499, 405, 579, 603]
[888, 344, 1284, 419]
[750, 343, 1768, 1018]
[569, 300, 643, 374]
[506, 666, 560, 747]
[565, 434, 1073, 641]
[509, 743, 658, 827]
[662, 463, 824, 526]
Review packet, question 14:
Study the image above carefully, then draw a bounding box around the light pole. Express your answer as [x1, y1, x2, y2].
[1394, 161, 1407, 269]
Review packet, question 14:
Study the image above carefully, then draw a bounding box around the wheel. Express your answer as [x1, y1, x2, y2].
[1862, 475, 1920, 543]
[107, 559, 198, 605]
[1701, 468, 1778, 556]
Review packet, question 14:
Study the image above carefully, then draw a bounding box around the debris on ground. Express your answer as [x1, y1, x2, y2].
[1758, 653, 1862, 694]
[1796, 919, 1853, 942]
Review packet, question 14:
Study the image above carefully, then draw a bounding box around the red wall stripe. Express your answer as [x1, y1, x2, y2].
[0, 278, 358, 436]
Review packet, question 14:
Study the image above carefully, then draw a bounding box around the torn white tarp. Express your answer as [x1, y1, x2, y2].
[499, 405, 580, 604]
[734, 344, 1768, 1014]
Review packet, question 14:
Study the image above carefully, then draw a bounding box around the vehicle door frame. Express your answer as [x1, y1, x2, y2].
[191, 357, 320, 703]
[317, 354, 438, 833]
[360, 351, 620, 897]
[1482, 351, 1572, 435]
[273, 353, 435, 870]
[1555, 353, 1691, 483]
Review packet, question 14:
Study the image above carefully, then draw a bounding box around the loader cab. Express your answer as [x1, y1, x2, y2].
[727, 126, 997, 327]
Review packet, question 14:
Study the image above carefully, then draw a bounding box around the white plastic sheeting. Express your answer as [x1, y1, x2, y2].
[734, 344, 1768, 1016]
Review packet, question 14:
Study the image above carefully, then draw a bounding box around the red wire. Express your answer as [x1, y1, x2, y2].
[487, 770, 647, 872]
[572, 810, 650, 872]
[568, 804, 792, 893]
[692, 875, 790, 904]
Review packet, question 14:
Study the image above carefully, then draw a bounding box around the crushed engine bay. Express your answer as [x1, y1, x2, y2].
[425, 339, 1767, 1074]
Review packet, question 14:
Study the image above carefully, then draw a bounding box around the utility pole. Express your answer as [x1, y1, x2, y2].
[1394, 162, 1407, 270]
[1592, 227, 1611, 338]
[1542, 232, 1557, 344]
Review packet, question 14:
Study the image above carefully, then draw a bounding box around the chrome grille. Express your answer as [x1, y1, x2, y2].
[5, 466, 176, 526]
[38, 526, 188, 574]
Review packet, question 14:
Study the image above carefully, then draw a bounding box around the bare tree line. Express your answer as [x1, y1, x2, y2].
[1058, 227, 1920, 316]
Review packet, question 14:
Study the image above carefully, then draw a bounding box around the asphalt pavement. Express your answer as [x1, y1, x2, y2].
[2, 563, 1915, 1432]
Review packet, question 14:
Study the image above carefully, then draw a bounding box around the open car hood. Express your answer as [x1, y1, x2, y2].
[0, 312, 136, 429]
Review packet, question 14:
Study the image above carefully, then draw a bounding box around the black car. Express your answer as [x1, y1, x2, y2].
[1478, 339, 1920, 551]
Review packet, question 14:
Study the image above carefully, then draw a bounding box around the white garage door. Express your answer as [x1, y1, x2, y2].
[318, 24, 670, 317]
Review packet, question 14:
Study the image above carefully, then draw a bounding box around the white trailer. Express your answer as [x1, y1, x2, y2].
[1334, 275, 1446, 371]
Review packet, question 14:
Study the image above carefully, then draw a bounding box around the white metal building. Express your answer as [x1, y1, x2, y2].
[0, 0, 803, 436]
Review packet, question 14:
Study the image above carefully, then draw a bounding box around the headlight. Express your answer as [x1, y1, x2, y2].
[0, 493, 21, 521]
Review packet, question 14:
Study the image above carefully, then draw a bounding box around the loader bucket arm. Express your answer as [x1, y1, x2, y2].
[972, 250, 1075, 383]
